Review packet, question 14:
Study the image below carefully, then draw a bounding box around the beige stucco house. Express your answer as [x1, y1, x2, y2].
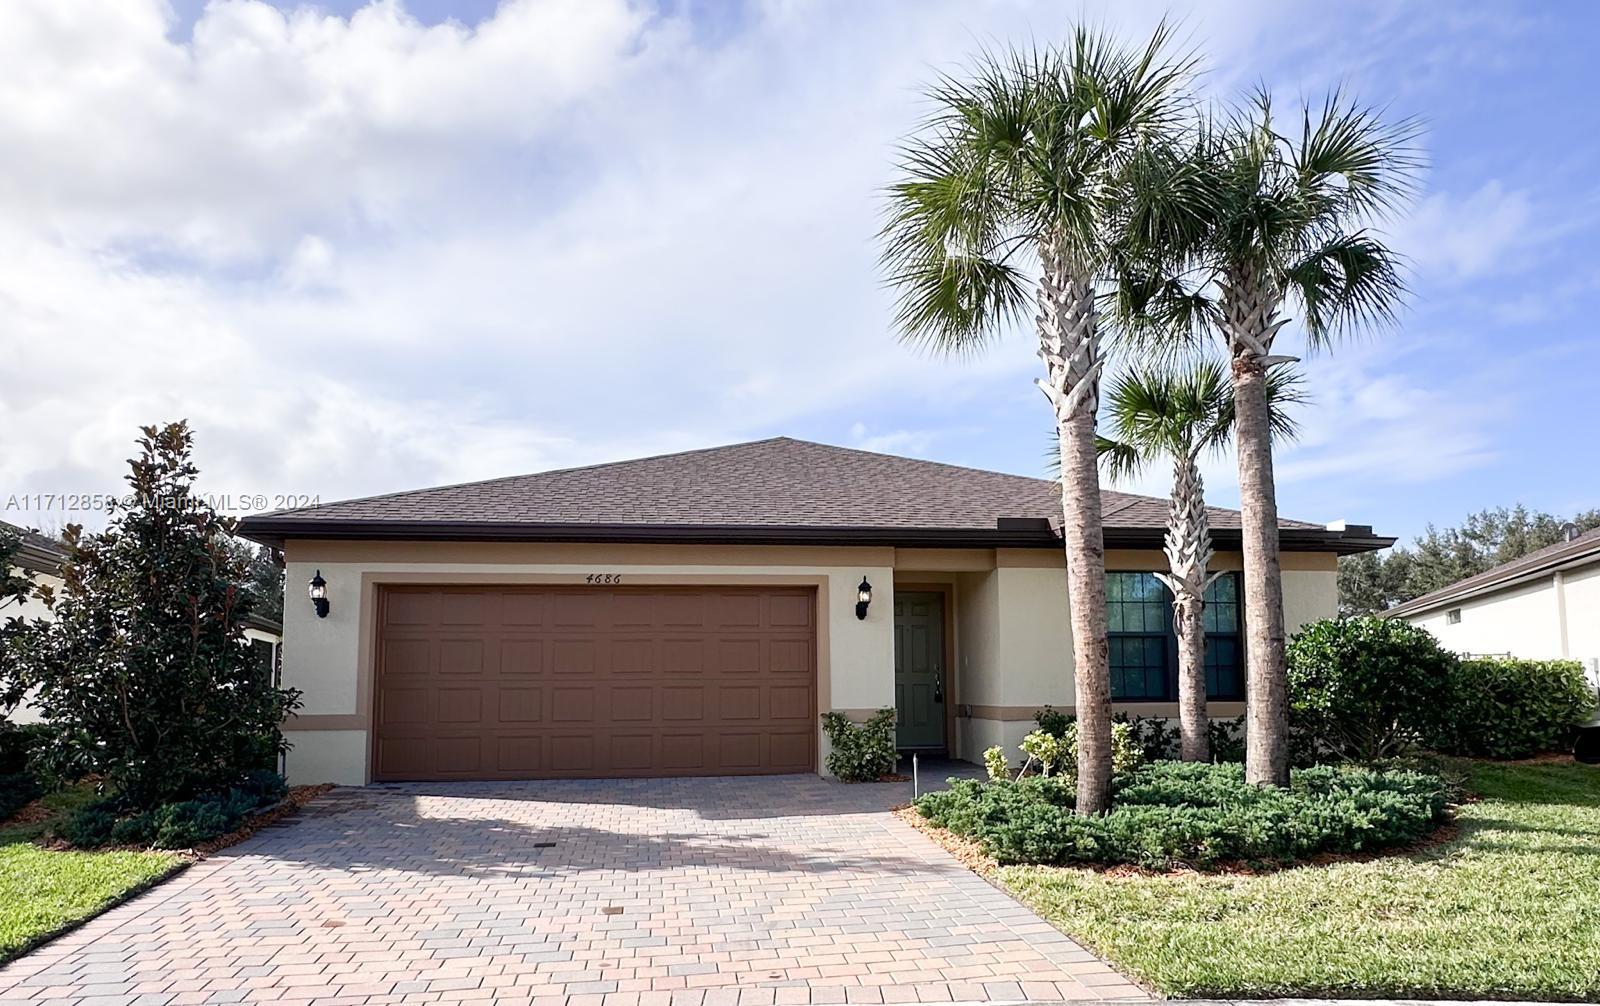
[1390, 527, 1600, 673]
[237, 438, 1389, 786]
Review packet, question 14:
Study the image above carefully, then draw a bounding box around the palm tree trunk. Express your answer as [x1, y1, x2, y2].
[1174, 592, 1208, 761]
[1156, 452, 1212, 763]
[1222, 266, 1291, 787]
[1036, 239, 1112, 816]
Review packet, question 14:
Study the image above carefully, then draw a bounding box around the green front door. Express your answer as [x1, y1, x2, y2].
[894, 591, 946, 750]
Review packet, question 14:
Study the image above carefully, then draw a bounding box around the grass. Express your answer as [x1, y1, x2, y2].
[0, 785, 182, 963]
[996, 761, 1600, 1001]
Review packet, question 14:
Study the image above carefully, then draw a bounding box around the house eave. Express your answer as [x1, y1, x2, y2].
[1386, 548, 1600, 619]
[238, 516, 1390, 556]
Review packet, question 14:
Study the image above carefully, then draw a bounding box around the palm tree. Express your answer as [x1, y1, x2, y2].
[1118, 93, 1419, 785]
[879, 29, 1194, 814]
[1098, 360, 1301, 762]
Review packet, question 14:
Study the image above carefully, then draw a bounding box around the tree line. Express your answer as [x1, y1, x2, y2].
[1339, 505, 1600, 615]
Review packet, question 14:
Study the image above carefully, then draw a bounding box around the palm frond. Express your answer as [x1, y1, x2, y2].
[1283, 231, 1406, 348]
[1095, 434, 1146, 482]
[1295, 89, 1423, 223]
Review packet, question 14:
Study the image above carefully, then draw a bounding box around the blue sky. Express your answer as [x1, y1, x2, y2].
[1, 0, 1595, 545]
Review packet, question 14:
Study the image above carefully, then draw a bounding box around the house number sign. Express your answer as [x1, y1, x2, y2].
[584, 573, 623, 584]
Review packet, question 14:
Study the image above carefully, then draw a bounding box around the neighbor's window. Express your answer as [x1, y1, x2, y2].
[1107, 571, 1245, 702]
[1447, 608, 1462, 624]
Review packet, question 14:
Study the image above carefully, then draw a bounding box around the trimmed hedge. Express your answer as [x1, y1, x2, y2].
[915, 761, 1450, 869]
[1286, 618, 1598, 761]
[1287, 617, 1456, 762]
[60, 770, 288, 850]
[820, 709, 898, 782]
[1431, 657, 1595, 759]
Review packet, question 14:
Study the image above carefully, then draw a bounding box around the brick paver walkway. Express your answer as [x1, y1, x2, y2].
[0, 774, 1145, 1005]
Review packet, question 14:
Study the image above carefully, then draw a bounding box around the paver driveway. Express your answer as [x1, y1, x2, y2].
[0, 774, 1146, 1006]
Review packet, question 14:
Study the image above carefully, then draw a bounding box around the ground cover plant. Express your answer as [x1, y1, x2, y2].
[915, 760, 1449, 869]
[995, 761, 1600, 1000]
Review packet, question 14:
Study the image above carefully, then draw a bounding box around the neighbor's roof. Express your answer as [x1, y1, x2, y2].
[1, 520, 68, 574]
[238, 437, 1391, 553]
[1387, 526, 1600, 618]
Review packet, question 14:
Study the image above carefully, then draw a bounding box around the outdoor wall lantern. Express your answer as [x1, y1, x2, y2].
[855, 576, 873, 620]
[308, 570, 330, 619]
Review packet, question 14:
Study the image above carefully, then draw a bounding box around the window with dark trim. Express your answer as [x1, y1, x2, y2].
[1107, 571, 1244, 702]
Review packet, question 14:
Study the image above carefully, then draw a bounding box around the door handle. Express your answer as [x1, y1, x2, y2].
[933, 674, 944, 704]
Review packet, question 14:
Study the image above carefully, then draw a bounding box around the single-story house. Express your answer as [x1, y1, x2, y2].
[237, 437, 1390, 786]
[1389, 526, 1600, 674]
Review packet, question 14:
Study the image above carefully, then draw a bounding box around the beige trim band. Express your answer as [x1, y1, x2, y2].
[962, 701, 1248, 723]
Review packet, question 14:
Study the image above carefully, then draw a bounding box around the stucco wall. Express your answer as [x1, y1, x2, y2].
[278, 541, 896, 785]
[1562, 564, 1600, 661]
[275, 540, 1344, 784]
[953, 552, 1338, 763]
[1402, 558, 1600, 664]
[2, 568, 61, 725]
[1407, 579, 1565, 659]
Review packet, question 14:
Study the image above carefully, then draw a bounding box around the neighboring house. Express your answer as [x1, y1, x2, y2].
[2, 521, 68, 725]
[1389, 526, 1600, 671]
[242, 612, 284, 685]
[237, 437, 1391, 786]
[1, 520, 67, 627]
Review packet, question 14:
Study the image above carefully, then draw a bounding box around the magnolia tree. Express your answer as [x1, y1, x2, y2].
[2, 422, 300, 806]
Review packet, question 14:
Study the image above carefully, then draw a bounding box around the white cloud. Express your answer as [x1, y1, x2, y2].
[1394, 181, 1533, 282]
[10, 0, 1534, 542]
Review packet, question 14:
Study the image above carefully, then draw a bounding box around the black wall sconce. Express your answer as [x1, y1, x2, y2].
[855, 576, 872, 620]
[308, 570, 330, 619]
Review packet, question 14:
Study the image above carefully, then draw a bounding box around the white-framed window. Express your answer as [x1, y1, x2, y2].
[1446, 608, 1462, 624]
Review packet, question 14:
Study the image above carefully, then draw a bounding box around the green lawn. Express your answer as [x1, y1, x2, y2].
[0, 787, 181, 963]
[997, 761, 1600, 1001]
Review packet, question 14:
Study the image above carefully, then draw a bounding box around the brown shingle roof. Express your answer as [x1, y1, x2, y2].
[1387, 525, 1600, 617]
[238, 437, 1383, 552]
[1, 520, 68, 574]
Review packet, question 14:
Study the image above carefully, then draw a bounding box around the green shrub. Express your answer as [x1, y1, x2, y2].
[61, 803, 118, 847]
[913, 760, 1449, 869]
[1432, 657, 1596, 759]
[1208, 715, 1246, 762]
[58, 771, 287, 848]
[1287, 617, 1456, 761]
[0, 770, 42, 820]
[820, 709, 897, 782]
[982, 745, 1009, 781]
[1020, 729, 1068, 775]
[1117, 714, 1179, 761]
[150, 798, 235, 848]
[234, 768, 288, 805]
[0, 722, 50, 776]
[109, 811, 157, 846]
[1034, 705, 1072, 738]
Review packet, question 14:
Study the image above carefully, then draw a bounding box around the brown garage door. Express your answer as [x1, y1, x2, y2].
[372, 585, 817, 781]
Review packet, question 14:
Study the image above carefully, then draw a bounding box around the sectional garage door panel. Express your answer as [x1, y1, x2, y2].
[372, 586, 817, 781]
